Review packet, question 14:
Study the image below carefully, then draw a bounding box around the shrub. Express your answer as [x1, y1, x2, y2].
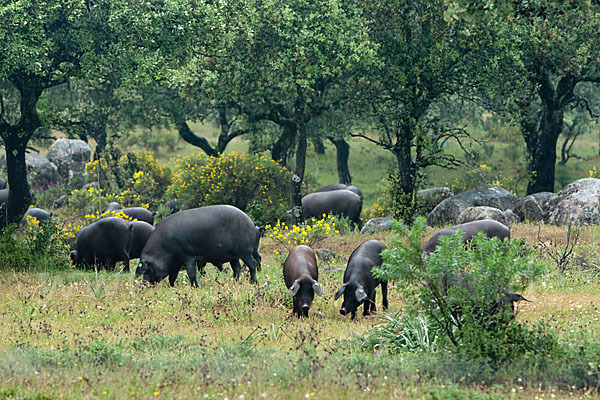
[266, 214, 342, 255]
[373, 217, 552, 361]
[167, 152, 291, 225]
[0, 221, 71, 272]
[85, 150, 172, 210]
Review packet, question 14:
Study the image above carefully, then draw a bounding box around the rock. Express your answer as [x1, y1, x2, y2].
[503, 209, 520, 227]
[427, 186, 519, 226]
[46, 139, 91, 185]
[54, 194, 71, 209]
[1, 153, 59, 189]
[513, 192, 555, 222]
[457, 206, 507, 225]
[26, 153, 60, 189]
[315, 248, 346, 263]
[360, 216, 395, 235]
[416, 187, 454, 214]
[545, 178, 600, 226]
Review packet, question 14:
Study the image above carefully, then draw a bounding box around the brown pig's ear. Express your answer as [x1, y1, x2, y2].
[289, 279, 301, 296]
[355, 286, 367, 303]
[312, 280, 323, 296]
[334, 283, 347, 300]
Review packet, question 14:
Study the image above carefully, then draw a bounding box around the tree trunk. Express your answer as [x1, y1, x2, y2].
[524, 73, 572, 195]
[271, 125, 296, 167]
[391, 126, 417, 221]
[175, 119, 219, 157]
[290, 89, 307, 224]
[0, 80, 42, 229]
[0, 139, 32, 227]
[328, 137, 351, 184]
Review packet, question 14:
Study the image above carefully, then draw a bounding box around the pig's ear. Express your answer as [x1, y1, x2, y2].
[505, 292, 530, 303]
[334, 283, 347, 300]
[289, 279, 301, 296]
[355, 286, 367, 303]
[312, 280, 323, 296]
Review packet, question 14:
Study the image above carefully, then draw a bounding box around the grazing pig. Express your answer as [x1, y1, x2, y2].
[106, 202, 155, 225]
[70, 217, 133, 271]
[335, 240, 388, 320]
[440, 272, 530, 321]
[315, 183, 363, 200]
[136, 205, 262, 287]
[283, 245, 323, 318]
[0, 188, 8, 206]
[302, 190, 363, 230]
[25, 208, 52, 223]
[129, 221, 155, 260]
[422, 220, 510, 257]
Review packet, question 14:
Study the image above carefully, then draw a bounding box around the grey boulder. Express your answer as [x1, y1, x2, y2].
[545, 178, 600, 226]
[457, 206, 508, 225]
[513, 192, 555, 222]
[416, 187, 454, 214]
[47, 139, 91, 184]
[427, 186, 519, 226]
[360, 216, 394, 235]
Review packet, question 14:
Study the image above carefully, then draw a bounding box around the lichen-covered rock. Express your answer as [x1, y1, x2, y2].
[1, 153, 59, 189]
[416, 187, 454, 214]
[47, 139, 91, 185]
[360, 216, 395, 235]
[26, 153, 60, 189]
[503, 209, 520, 226]
[545, 178, 600, 226]
[513, 192, 555, 222]
[427, 186, 519, 226]
[315, 248, 346, 263]
[457, 206, 507, 225]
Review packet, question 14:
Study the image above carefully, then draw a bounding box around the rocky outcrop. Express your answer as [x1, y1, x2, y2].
[513, 192, 555, 222]
[360, 216, 395, 235]
[545, 178, 600, 226]
[457, 206, 507, 225]
[46, 139, 91, 185]
[416, 187, 454, 215]
[1, 153, 59, 189]
[427, 186, 519, 226]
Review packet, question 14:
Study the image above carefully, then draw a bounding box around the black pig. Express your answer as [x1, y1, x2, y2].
[136, 205, 261, 287]
[335, 240, 388, 320]
[283, 245, 323, 318]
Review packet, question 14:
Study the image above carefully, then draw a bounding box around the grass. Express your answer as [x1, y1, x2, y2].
[1, 225, 600, 399]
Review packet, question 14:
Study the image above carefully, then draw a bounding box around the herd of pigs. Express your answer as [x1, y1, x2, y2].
[3, 182, 526, 320]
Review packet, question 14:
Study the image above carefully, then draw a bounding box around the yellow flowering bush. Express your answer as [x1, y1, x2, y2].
[84, 151, 172, 209]
[266, 214, 341, 253]
[84, 210, 137, 224]
[589, 166, 598, 178]
[67, 185, 110, 215]
[23, 215, 71, 259]
[167, 152, 291, 225]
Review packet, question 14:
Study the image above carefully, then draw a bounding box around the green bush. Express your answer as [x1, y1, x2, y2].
[167, 151, 291, 225]
[373, 217, 552, 361]
[0, 222, 71, 272]
[84, 150, 172, 210]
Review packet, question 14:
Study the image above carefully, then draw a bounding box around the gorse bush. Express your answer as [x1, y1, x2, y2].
[0, 222, 70, 271]
[167, 152, 291, 225]
[266, 214, 342, 254]
[372, 217, 552, 361]
[85, 150, 172, 209]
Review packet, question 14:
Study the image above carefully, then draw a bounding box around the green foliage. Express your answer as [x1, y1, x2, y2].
[167, 152, 291, 225]
[84, 150, 172, 210]
[374, 217, 551, 361]
[0, 223, 70, 272]
[363, 313, 437, 354]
